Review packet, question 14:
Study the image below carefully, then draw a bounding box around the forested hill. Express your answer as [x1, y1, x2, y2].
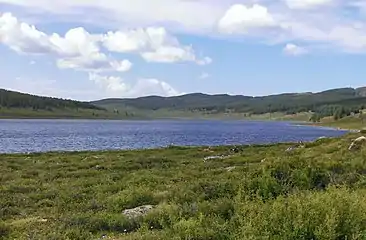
[0, 89, 103, 111]
[94, 87, 366, 116]
[1, 87, 366, 120]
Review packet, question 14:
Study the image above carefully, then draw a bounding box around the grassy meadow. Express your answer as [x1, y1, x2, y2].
[2, 133, 366, 239]
[316, 116, 366, 130]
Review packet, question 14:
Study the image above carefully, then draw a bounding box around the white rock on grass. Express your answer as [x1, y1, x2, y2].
[122, 205, 155, 219]
[349, 136, 366, 151]
[204, 155, 231, 161]
[225, 166, 236, 172]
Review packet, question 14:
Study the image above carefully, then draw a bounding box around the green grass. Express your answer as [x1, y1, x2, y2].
[313, 116, 366, 130]
[2, 133, 366, 239]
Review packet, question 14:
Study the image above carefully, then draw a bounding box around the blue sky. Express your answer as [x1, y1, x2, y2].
[1, 0, 366, 101]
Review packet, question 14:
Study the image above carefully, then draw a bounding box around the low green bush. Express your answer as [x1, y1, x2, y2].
[2, 133, 366, 239]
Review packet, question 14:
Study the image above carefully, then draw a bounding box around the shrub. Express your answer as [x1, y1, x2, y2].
[234, 187, 366, 239]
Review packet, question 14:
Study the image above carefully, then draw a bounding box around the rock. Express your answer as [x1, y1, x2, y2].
[350, 129, 361, 133]
[285, 146, 295, 152]
[225, 166, 236, 171]
[202, 148, 214, 153]
[95, 165, 105, 170]
[286, 142, 305, 152]
[230, 146, 242, 153]
[348, 136, 366, 151]
[204, 155, 231, 161]
[122, 205, 155, 219]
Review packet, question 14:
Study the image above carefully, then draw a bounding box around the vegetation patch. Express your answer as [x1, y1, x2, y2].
[2, 133, 366, 239]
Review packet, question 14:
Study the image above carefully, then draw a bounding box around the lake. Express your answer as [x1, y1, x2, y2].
[0, 119, 348, 154]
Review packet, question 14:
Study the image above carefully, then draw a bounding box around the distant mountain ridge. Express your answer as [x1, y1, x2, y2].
[1, 87, 366, 119]
[93, 87, 366, 116]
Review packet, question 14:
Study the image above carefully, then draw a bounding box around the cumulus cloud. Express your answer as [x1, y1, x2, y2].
[128, 78, 180, 97]
[218, 4, 277, 34]
[111, 60, 133, 72]
[102, 27, 211, 64]
[89, 73, 180, 98]
[0, 12, 54, 54]
[102, 27, 175, 53]
[2, 0, 366, 55]
[89, 73, 129, 94]
[2, 1, 366, 55]
[0, 11, 214, 98]
[57, 57, 133, 72]
[0, 13, 132, 72]
[284, 0, 334, 9]
[280, 21, 366, 53]
[0, 0, 223, 32]
[141, 46, 196, 63]
[0, 12, 210, 68]
[283, 43, 308, 56]
[215, 3, 366, 53]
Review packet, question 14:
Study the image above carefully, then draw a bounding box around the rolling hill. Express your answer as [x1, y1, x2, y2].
[1, 87, 366, 120]
[93, 87, 366, 119]
[0, 89, 123, 119]
[0, 89, 102, 111]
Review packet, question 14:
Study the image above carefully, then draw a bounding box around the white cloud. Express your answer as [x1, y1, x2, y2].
[285, 0, 334, 9]
[102, 27, 211, 64]
[49, 27, 101, 58]
[0, 12, 54, 54]
[128, 78, 180, 97]
[281, 21, 366, 53]
[1, 12, 210, 67]
[141, 46, 196, 63]
[51, 28, 132, 72]
[218, 4, 277, 34]
[215, 3, 366, 53]
[3, 1, 366, 55]
[89, 73, 180, 97]
[198, 72, 210, 79]
[283, 43, 308, 55]
[89, 73, 129, 94]
[102, 27, 176, 53]
[0, 12, 133, 72]
[57, 56, 132, 72]
[0, 0, 224, 32]
[111, 60, 133, 72]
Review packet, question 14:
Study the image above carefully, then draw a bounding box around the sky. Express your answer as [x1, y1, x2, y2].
[1, 0, 366, 101]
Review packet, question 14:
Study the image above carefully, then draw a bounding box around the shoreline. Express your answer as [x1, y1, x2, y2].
[1, 116, 362, 131]
[295, 122, 361, 132]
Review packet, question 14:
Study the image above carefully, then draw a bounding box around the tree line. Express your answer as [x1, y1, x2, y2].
[0, 89, 103, 111]
[101, 88, 366, 118]
[309, 105, 364, 122]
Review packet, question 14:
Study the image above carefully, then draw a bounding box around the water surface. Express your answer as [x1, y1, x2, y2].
[0, 119, 347, 153]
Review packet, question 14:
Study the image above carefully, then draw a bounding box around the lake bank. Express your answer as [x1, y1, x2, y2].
[2, 132, 366, 239]
[297, 117, 366, 131]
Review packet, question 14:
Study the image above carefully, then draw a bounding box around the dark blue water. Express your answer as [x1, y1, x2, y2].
[0, 119, 347, 153]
